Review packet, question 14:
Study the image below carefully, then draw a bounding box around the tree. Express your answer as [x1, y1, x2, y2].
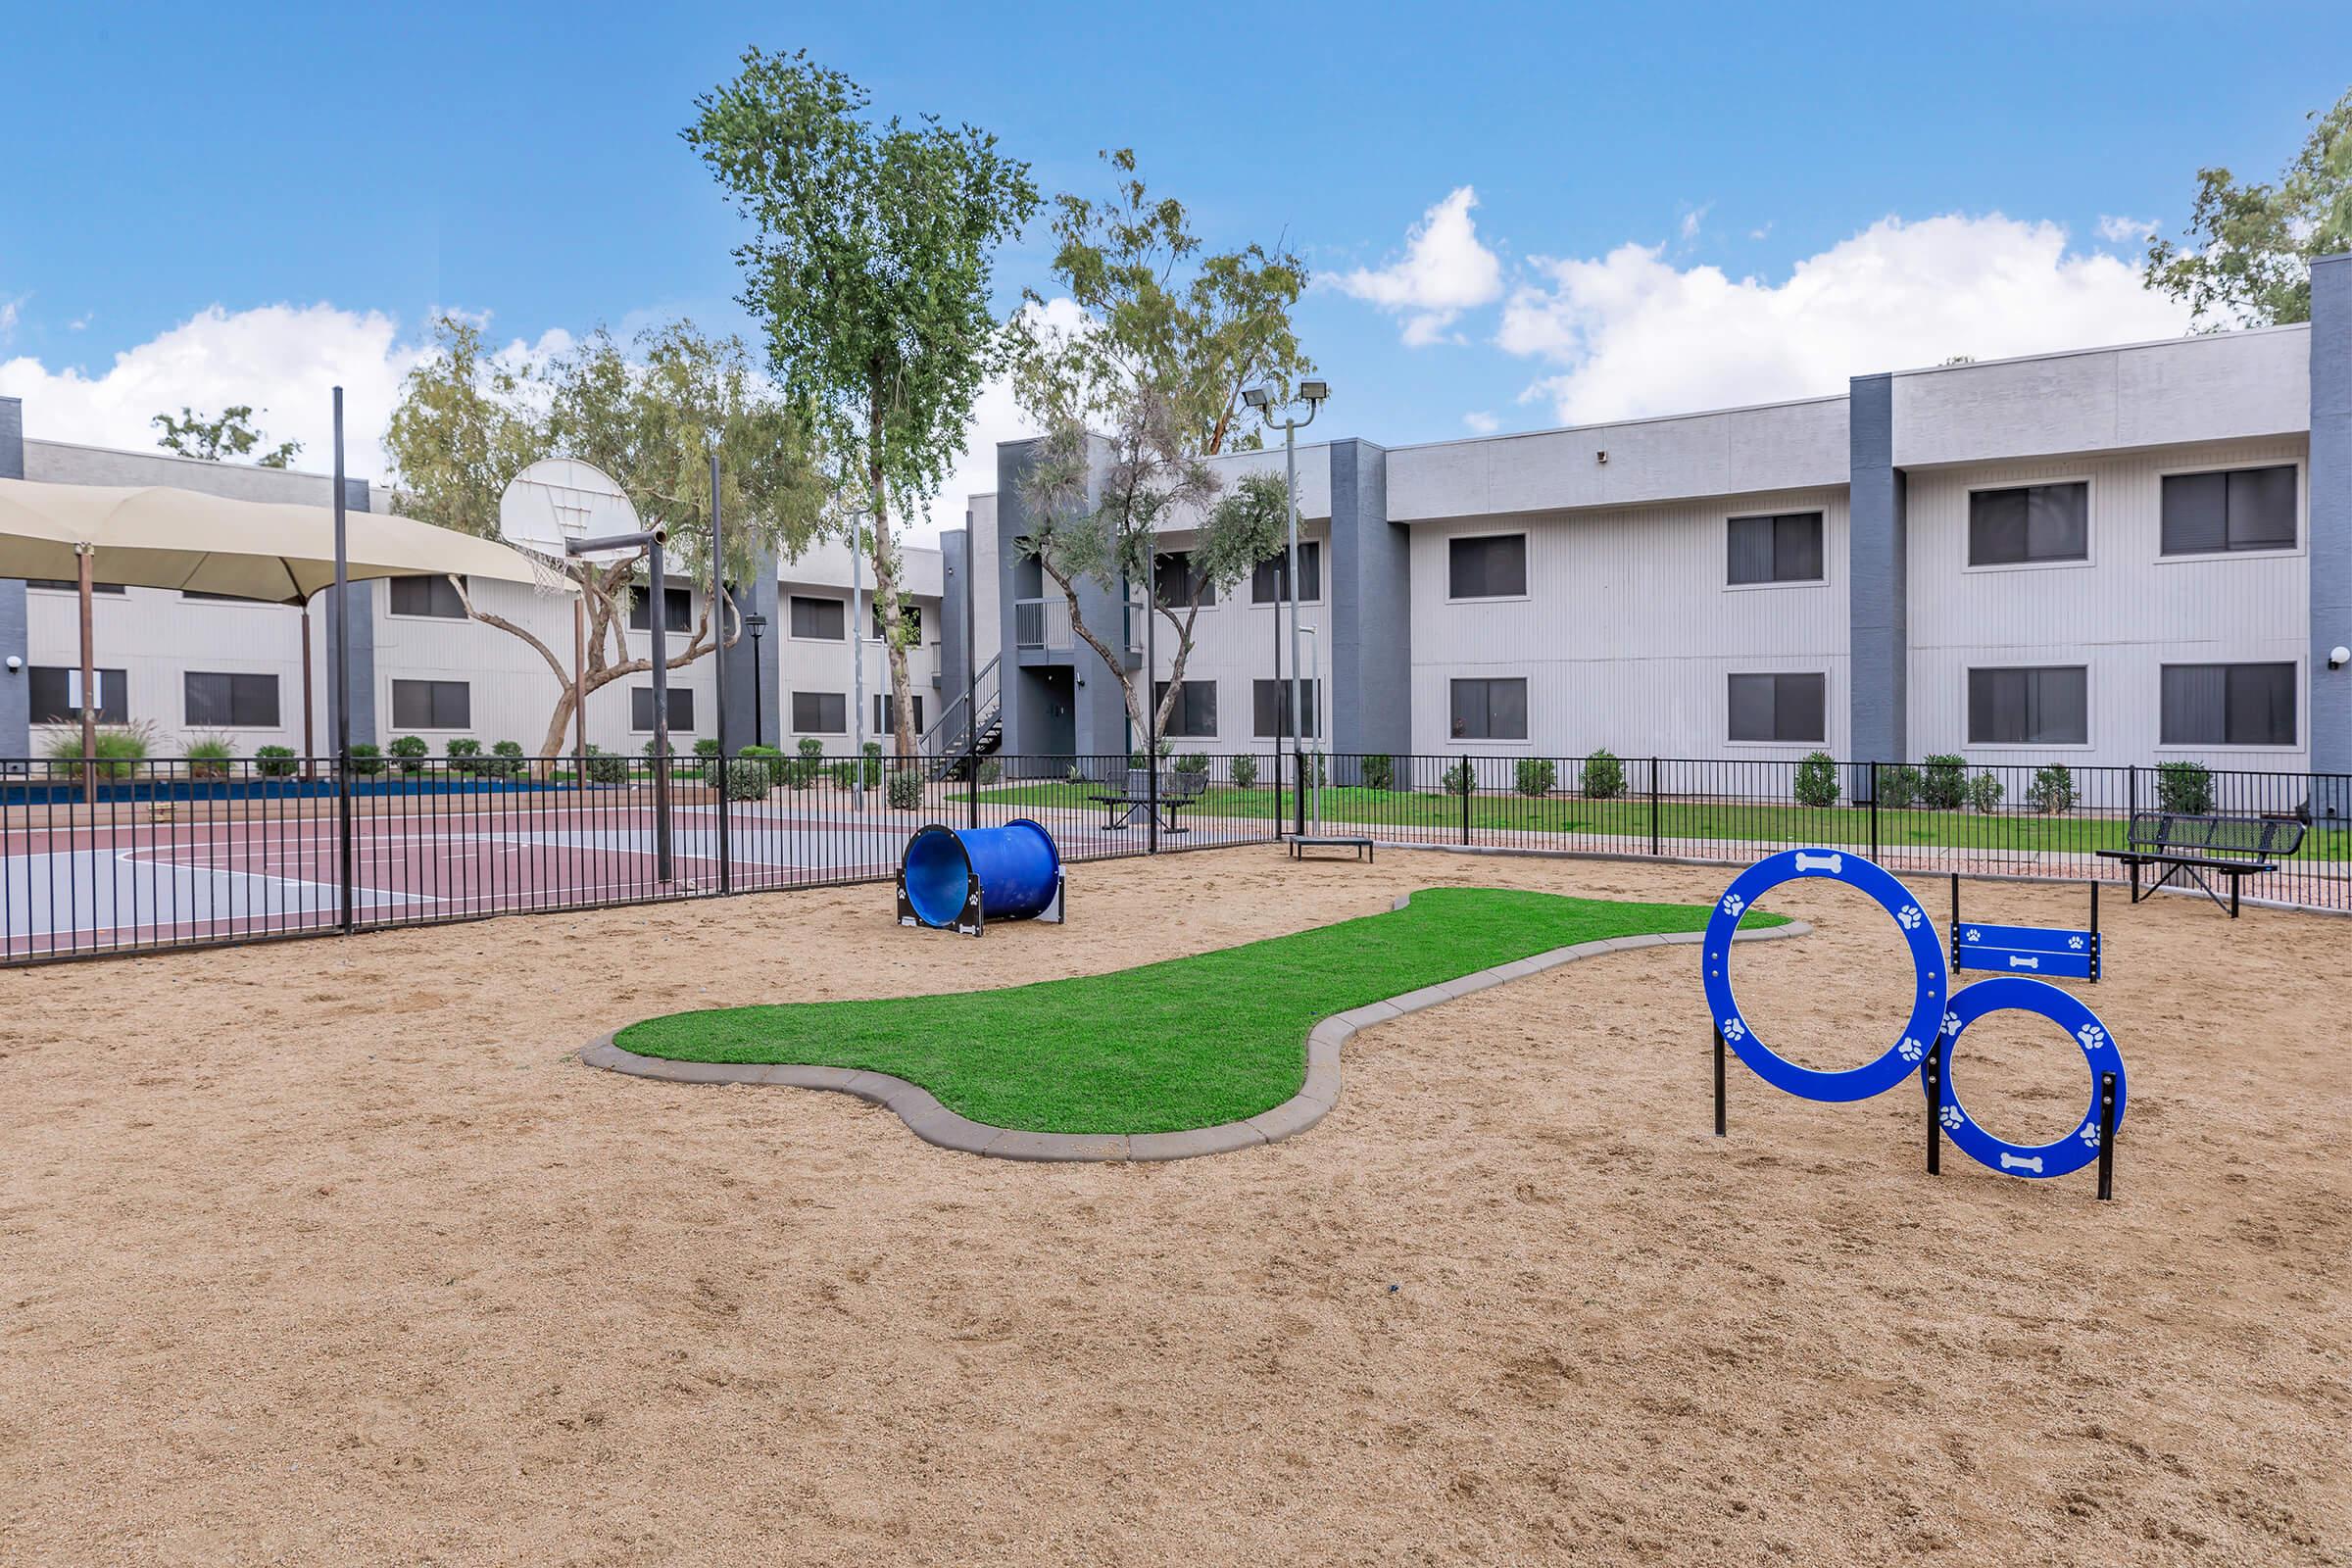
[2144, 86, 2352, 327]
[383, 315, 827, 757]
[686, 49, 1037, 762]
[1008, 149, 1312, 741]
[152, 405, 301, 466]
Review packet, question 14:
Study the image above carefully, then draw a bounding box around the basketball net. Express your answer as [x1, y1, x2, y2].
[520, 483, 601, 597]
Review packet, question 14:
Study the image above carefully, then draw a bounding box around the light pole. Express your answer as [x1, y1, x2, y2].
[1242, 377, 1329, 837]
[743, 612, 768, 749]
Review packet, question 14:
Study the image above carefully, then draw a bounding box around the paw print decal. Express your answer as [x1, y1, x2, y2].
[1938, 1104, 1967, 1132]
[1964, 926, 1983, 943]
[1896, 905, 1923, 930]
[1720, 892, 1745, 917]
[1898, 1036, 1926, 1062]
[1720, 1016, 1747, 1044]
[1941, 1010, 1962, 1039]
[2077, 1022, 2108, 1052]
[2078, 1118, 2101, 1148]
[2069, 935, 2084, 951]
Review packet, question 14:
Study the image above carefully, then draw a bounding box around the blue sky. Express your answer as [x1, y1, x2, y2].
[4, 2, 2346, 529]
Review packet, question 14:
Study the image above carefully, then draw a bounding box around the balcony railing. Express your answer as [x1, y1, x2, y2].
[1013, 596, 1072, 651]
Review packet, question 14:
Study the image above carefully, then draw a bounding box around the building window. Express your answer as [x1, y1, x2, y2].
[792, 691, 847, 734]
[871, 602, 923, 643]
[1447, 533, 1528, 599]
[180, 590, 270, 604]
[1250, 541, 1322, 604]
[1448, 677, 1529, 741]
[1153, 680, 1219, 738]
[185, 671, 280, 728]
[2161, 663, 2296, 747]
[631, 687, 696, 733]
[1155, 551, 1212, 607]
[789, 594, 846, 640]
[1251, 678, 1320, 739]
[2160, 466, 2297, 556]
[873, 694, 926, 736]
[1727, 512, 1825, 585]
[1967, 666, 2088, 746]
[391, 679, 471, 730]
[1727, 672, 1826, 744]
[25, 579, 126, 594]
[29, 666, 127, 724]
[1969, 482, 2088, 565]
[388, 575, 467, 617]
[628, 585, 693, 633]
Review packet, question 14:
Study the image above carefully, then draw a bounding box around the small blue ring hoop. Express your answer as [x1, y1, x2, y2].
[1936, 976, 2128, 1180]
[1701, 847, 1947, 1102]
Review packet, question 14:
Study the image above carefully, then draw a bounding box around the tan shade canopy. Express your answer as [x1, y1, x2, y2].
[0, 477, 558, 605]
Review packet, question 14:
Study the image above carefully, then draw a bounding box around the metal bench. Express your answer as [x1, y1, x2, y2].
[2094, 810, 2305, 917]
[1286, 834, 1374, 862]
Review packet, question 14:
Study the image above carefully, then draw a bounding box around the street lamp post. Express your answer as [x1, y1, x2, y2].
[743, 612, 768, 749]
[1242, 377, 1330, 838]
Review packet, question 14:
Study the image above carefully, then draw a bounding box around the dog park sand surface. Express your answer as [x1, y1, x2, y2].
[2, 848, 2346, 1567]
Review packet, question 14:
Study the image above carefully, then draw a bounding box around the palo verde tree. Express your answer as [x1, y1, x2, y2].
[686, 49, 1037, 762]
[152, 405, 301, 466]
[2144, 85, 2352, 327]
[383, 315, 828, 757]
[1008, 149, 1312, 742]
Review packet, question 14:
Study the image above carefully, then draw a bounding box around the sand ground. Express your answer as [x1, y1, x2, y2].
[1, 847, 2345, 1567]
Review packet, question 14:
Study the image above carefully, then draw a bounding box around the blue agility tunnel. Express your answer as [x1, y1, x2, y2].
[897, 818, 1065, 936]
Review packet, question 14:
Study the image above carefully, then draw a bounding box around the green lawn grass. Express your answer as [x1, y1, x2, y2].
[978, 781, 2350, 859]
[615, 887, 1769, 1134]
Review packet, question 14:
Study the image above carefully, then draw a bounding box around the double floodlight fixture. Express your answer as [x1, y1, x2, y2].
[1243, 379, 1331, 414]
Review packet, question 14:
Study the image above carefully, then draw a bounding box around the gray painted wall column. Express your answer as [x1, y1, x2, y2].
[1326, 438, 1404, 772]
[0, 397, 24, 762]
[938, 526, 970, 743]
[719, 544, 779, 752]
[995, 436, 1130, 766]
[2311, 252, 2352, 817]
[323, 476, 379, 749]
[1847, 372, 1906, 784]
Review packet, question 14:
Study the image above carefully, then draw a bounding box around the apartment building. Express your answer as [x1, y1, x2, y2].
[942, 253, 2351, 807]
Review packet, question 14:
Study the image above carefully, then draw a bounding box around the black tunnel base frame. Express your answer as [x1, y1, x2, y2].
[896, 865, 1066, 938]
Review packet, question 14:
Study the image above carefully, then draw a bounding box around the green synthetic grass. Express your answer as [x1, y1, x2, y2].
[615, 886, 1774, 1135]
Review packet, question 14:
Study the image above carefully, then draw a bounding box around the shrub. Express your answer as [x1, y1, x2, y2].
[738, 744, 786, 780]
[348, 742, 385, 777]
[1173, 751, 1209, 777]
[798, 736, 825, 762]
[693, 737, 720, 760]
[1231, 754, 1258, 790]
[2026, 763, 2076, 814]
[482, 739, 525, 779]
[1792, 751, 1840, 808]
[582, 746, 628, 785]
[708, 757, 773, 801]
[1876, 762, 1924, 809]
[44, 723, 152, 781]
[977, 758, 1003, 786]
[861, 740, 884, 787]
[2157, 760, 2215, 814]
[1515, 757, 1557, 797]
[831, 760, 861, 789]
[1920, 754, 1968, 810]
[1359, 753, 1396, 792]
[1581, 749, 1625, 801]
[446, 738, 483, 775]
[1441, 761, 1475, 798]
[1968, 770, 2005, 813]
[252, 745, 298, 778]
[184, 734, 235, 781]
[388, 735, 430, 774]
[887, 768, 923, 810]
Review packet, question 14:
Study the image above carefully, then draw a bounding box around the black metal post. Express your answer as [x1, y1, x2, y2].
[1648, 758, 1661, 857]
[1924, 1048, 1942, 1175]
[649, 534, 673, 884]
[1950, 871, 1961, 970]
[1460, 758, 1471, 846]
[710, 451, 730, 898]
[331, 386, 354, 936]
[1144, 554, 1158, 856]
[750, 626, 764, 748]
[1713, 1024, 1726, 1136]
[964, 532, 979, 830]
[1870, 760, 1880, 860]
[2095, 1070, 2117, 1200]
[2089, 880, 2100, 982]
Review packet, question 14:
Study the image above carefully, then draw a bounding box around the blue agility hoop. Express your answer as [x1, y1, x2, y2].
[1935, 976, 2127, 1180]
[1702, 847, 1947, 1102]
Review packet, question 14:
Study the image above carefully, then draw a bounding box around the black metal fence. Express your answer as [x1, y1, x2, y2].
[1, 748, 2342, 965]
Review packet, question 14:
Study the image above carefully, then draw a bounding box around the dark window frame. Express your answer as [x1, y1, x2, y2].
[28, 665, 129, 725]
[1965, 665, 2090, 747]
[24, 579, 127, 594]
[628, 584, 694, 634]
[1447, 676, 1530, 741]
[387, 574, 469, 619]
[2159, 662, 2297, 749]
[1154, 551, 1213, 609]
[873, 693, 926, 736]
[788, 594, 847, 642]
[1726, 672, 1828, 745]
[1250, 678, 1321, 740]
[1726, 512, 1827, 587]
[1966, 480, 2091, 567]
[1152, 679, 1219, 739]
[184, 670, 281, 729]
[791, 690, 848, 735]
[2158, 464, 2299, 557]
[1250, 541, 1324, 605]
[870, 602, 923, 644]
[630, 686, 697, 734]
[1446, 533, 1530, 601]
[390, 678, 471, 731]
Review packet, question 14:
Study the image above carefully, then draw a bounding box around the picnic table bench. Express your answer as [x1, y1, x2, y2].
[1090, 768, 1206, 833]
[1286, 834, 1374, 862]
[2094, 809, 2305, 917]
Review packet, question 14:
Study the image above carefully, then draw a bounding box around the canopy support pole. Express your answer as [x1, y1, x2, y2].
[332, 387, 355, 936]
[76, 542, 95, 807]
[301, 602, 315, 781]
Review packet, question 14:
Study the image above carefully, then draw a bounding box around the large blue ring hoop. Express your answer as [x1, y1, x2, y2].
[1701, 847, 1948, 1102]
[1935, 976, 2128, 1180]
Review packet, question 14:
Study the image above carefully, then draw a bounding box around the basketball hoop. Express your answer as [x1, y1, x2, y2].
[498, 458, 643, 594]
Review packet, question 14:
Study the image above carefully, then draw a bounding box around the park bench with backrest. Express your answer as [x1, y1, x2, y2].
[1090, 768, 1206, 833]
[2095, 810, 2305, 917]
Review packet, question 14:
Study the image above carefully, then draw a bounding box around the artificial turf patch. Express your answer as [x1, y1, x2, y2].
[613, 887, 1777, 1135]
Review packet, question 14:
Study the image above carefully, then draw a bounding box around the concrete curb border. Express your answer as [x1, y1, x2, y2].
[578, 894, 1812, 1164]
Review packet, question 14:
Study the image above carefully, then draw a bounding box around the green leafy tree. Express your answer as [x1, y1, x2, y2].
[1010, 151, 1312, 741]
[686, 49, 1037, 762]
[152, 404, 301, 466]
[384, 315, 825, 757]
[2145, 86, 2352, 327]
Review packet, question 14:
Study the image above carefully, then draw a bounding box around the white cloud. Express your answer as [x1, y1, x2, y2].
[1495, 213, 2195, 426]
[0, 295, 24, 341]
[1332, 186, 1504, 346]
[1462, 411, 1499, 435]
[2097, 214, 2157, 245]
[1678, 203, 1712, 244]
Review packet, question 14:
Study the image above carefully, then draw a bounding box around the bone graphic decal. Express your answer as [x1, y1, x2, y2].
[1791, 851, 1842, 874]
[1998, 1152, 2045, 1173]
[2007, 955, 2039, 969]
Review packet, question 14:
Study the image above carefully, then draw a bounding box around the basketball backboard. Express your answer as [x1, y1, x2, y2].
[498, 458, 646, 575]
